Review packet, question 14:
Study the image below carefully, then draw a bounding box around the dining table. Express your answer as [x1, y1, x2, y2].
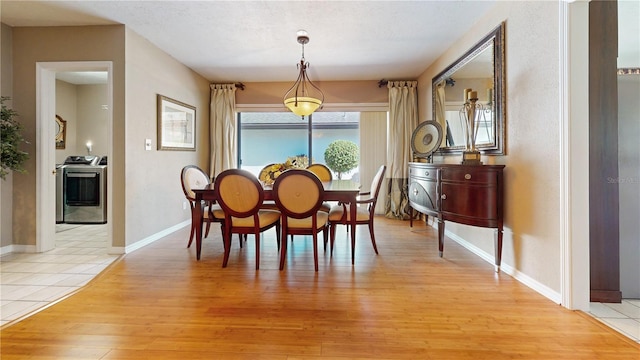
[192, 179, 361, 264]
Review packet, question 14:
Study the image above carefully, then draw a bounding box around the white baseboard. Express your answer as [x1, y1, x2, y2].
[107, 247, 126, 255]
[444, 229, 562, 305]
[1, 244, 37, 255]
[124, 220, 190, 254]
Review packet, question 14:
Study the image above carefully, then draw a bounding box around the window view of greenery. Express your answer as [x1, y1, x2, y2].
[238, 112, 360, 180]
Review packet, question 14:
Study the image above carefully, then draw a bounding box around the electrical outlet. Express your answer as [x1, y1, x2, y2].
[183, 202, 187, 210]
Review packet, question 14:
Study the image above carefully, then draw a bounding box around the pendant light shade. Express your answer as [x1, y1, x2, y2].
[283, 30, 324, 117]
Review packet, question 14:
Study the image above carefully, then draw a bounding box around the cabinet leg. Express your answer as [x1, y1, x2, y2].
[494, 228, 503, 272]
[438, 218, 445, 257]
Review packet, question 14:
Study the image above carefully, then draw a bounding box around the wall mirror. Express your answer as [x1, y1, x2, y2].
[432, 21, 505, 155]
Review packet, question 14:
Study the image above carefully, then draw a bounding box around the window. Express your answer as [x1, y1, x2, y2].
[238, 112, 360, 179]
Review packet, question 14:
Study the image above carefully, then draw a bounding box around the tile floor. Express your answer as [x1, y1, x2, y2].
[1, 224, 638, 344]
[0, 224, 119, 326]
[588, 299, 640, 343]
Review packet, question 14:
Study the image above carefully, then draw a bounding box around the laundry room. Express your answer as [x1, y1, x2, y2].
[55, 72, 109, 225]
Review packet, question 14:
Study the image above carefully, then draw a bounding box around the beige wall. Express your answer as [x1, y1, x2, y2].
[55, 81, 109, 163]
[10, 25, 126, 246]
[124, 29, 211, 246]
[418, 1, 562, 293]
[77, 84, 109, 159]
[1, 23, 14, 248]
[237, 80, 388, 108]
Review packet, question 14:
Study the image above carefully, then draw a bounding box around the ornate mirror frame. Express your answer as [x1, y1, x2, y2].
[432, 21, 505, 155]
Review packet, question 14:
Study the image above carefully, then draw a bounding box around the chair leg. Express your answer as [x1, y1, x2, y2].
[276, 223, 281, 251]
[222, 225, 232, 267]
[255, 232, 260, 270]
[323, 225, 329, 253]
[369, 221, 379, 254]
[187, 222, 195, 248]
[219, 223, 226, 251]
[329, 223, 337, 256]
[279, 230, 288, 270]
[204, 221, 211, 238]
[312, 232, 319, 271]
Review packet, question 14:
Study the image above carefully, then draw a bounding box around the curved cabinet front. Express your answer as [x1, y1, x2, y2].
[408, 162, 505, 271]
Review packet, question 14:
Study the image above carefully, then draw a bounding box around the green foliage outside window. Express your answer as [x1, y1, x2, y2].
[324, 140, 359, 179]
[1, 97, 29, 180]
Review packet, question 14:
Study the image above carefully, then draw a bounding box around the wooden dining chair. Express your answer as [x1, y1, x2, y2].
[180, 165, 225, 248]
[306, 163, 333, 213]
[306, 163, 332, 181]
[328, 165, 386, 258]
[214, 169, 281, 269]
[272, 169, 329, 271]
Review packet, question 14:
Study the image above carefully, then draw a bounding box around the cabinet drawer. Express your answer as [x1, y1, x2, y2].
[440, 168, 497, 184]
[409, 179, 438, 213]
[409, 166, 437, 181]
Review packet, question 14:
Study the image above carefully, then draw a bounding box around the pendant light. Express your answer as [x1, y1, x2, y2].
[283, 30, 324, 117]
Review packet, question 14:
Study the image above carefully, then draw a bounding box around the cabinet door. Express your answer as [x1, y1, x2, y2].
[440, 168, 500, 227]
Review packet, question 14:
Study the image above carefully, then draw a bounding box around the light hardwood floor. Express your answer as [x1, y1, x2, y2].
[1, 217, 638, 359]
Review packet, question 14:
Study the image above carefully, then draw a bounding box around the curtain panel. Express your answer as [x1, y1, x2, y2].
[209, 84, 237, 177]
[385, 81, 418, 219]
[435, 80, 447, 148]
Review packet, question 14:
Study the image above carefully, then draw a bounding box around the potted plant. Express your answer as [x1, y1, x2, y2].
[1, 97, 29, 180]
[324, 140, 359, 179]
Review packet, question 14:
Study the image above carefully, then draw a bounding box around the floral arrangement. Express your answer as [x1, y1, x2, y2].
[259, 155, 309, 185]
[285, 155, 309, 169]
[260, 163, 286, 185]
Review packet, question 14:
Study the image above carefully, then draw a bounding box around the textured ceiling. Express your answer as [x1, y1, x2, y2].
[1, 1, 638, 83]
[1, 0, 497, 82]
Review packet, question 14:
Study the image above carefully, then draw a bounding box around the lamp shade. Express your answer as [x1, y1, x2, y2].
[284, 96, 322, 116]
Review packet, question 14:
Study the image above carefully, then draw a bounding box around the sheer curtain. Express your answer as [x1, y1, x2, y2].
[385, 81, 418, 219]
[209, 84, 237, 177]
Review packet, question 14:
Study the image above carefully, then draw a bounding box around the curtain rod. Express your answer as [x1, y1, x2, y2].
[379, 79, 420, 88]
[210, 82, 245, 90]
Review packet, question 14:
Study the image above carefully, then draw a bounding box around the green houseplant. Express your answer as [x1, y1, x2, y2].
[324, 140, 359, 179]
[1, 97, 29, 180]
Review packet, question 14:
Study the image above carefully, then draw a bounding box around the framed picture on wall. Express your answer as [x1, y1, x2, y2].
[55, 115, 67, 149]
[157, 95, 196, 151]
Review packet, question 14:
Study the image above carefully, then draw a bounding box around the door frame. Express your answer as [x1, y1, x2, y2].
[35, 61, 113, 252]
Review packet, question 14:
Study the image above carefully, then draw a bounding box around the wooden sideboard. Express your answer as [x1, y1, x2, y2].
[408, 162, 505, 271]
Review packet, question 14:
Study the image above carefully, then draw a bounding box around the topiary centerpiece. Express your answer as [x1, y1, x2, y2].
[1, 97, 29, 180]
[324, 140, 359, 179]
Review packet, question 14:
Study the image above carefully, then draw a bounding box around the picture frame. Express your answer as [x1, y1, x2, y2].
[157, 95, 196, 151]
[55, 115, 67, 149]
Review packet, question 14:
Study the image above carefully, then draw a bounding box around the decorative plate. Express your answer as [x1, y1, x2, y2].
[411, 120, 443, 158]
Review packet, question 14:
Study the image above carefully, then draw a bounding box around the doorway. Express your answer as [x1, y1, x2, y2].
[36, 61, 113, 254]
